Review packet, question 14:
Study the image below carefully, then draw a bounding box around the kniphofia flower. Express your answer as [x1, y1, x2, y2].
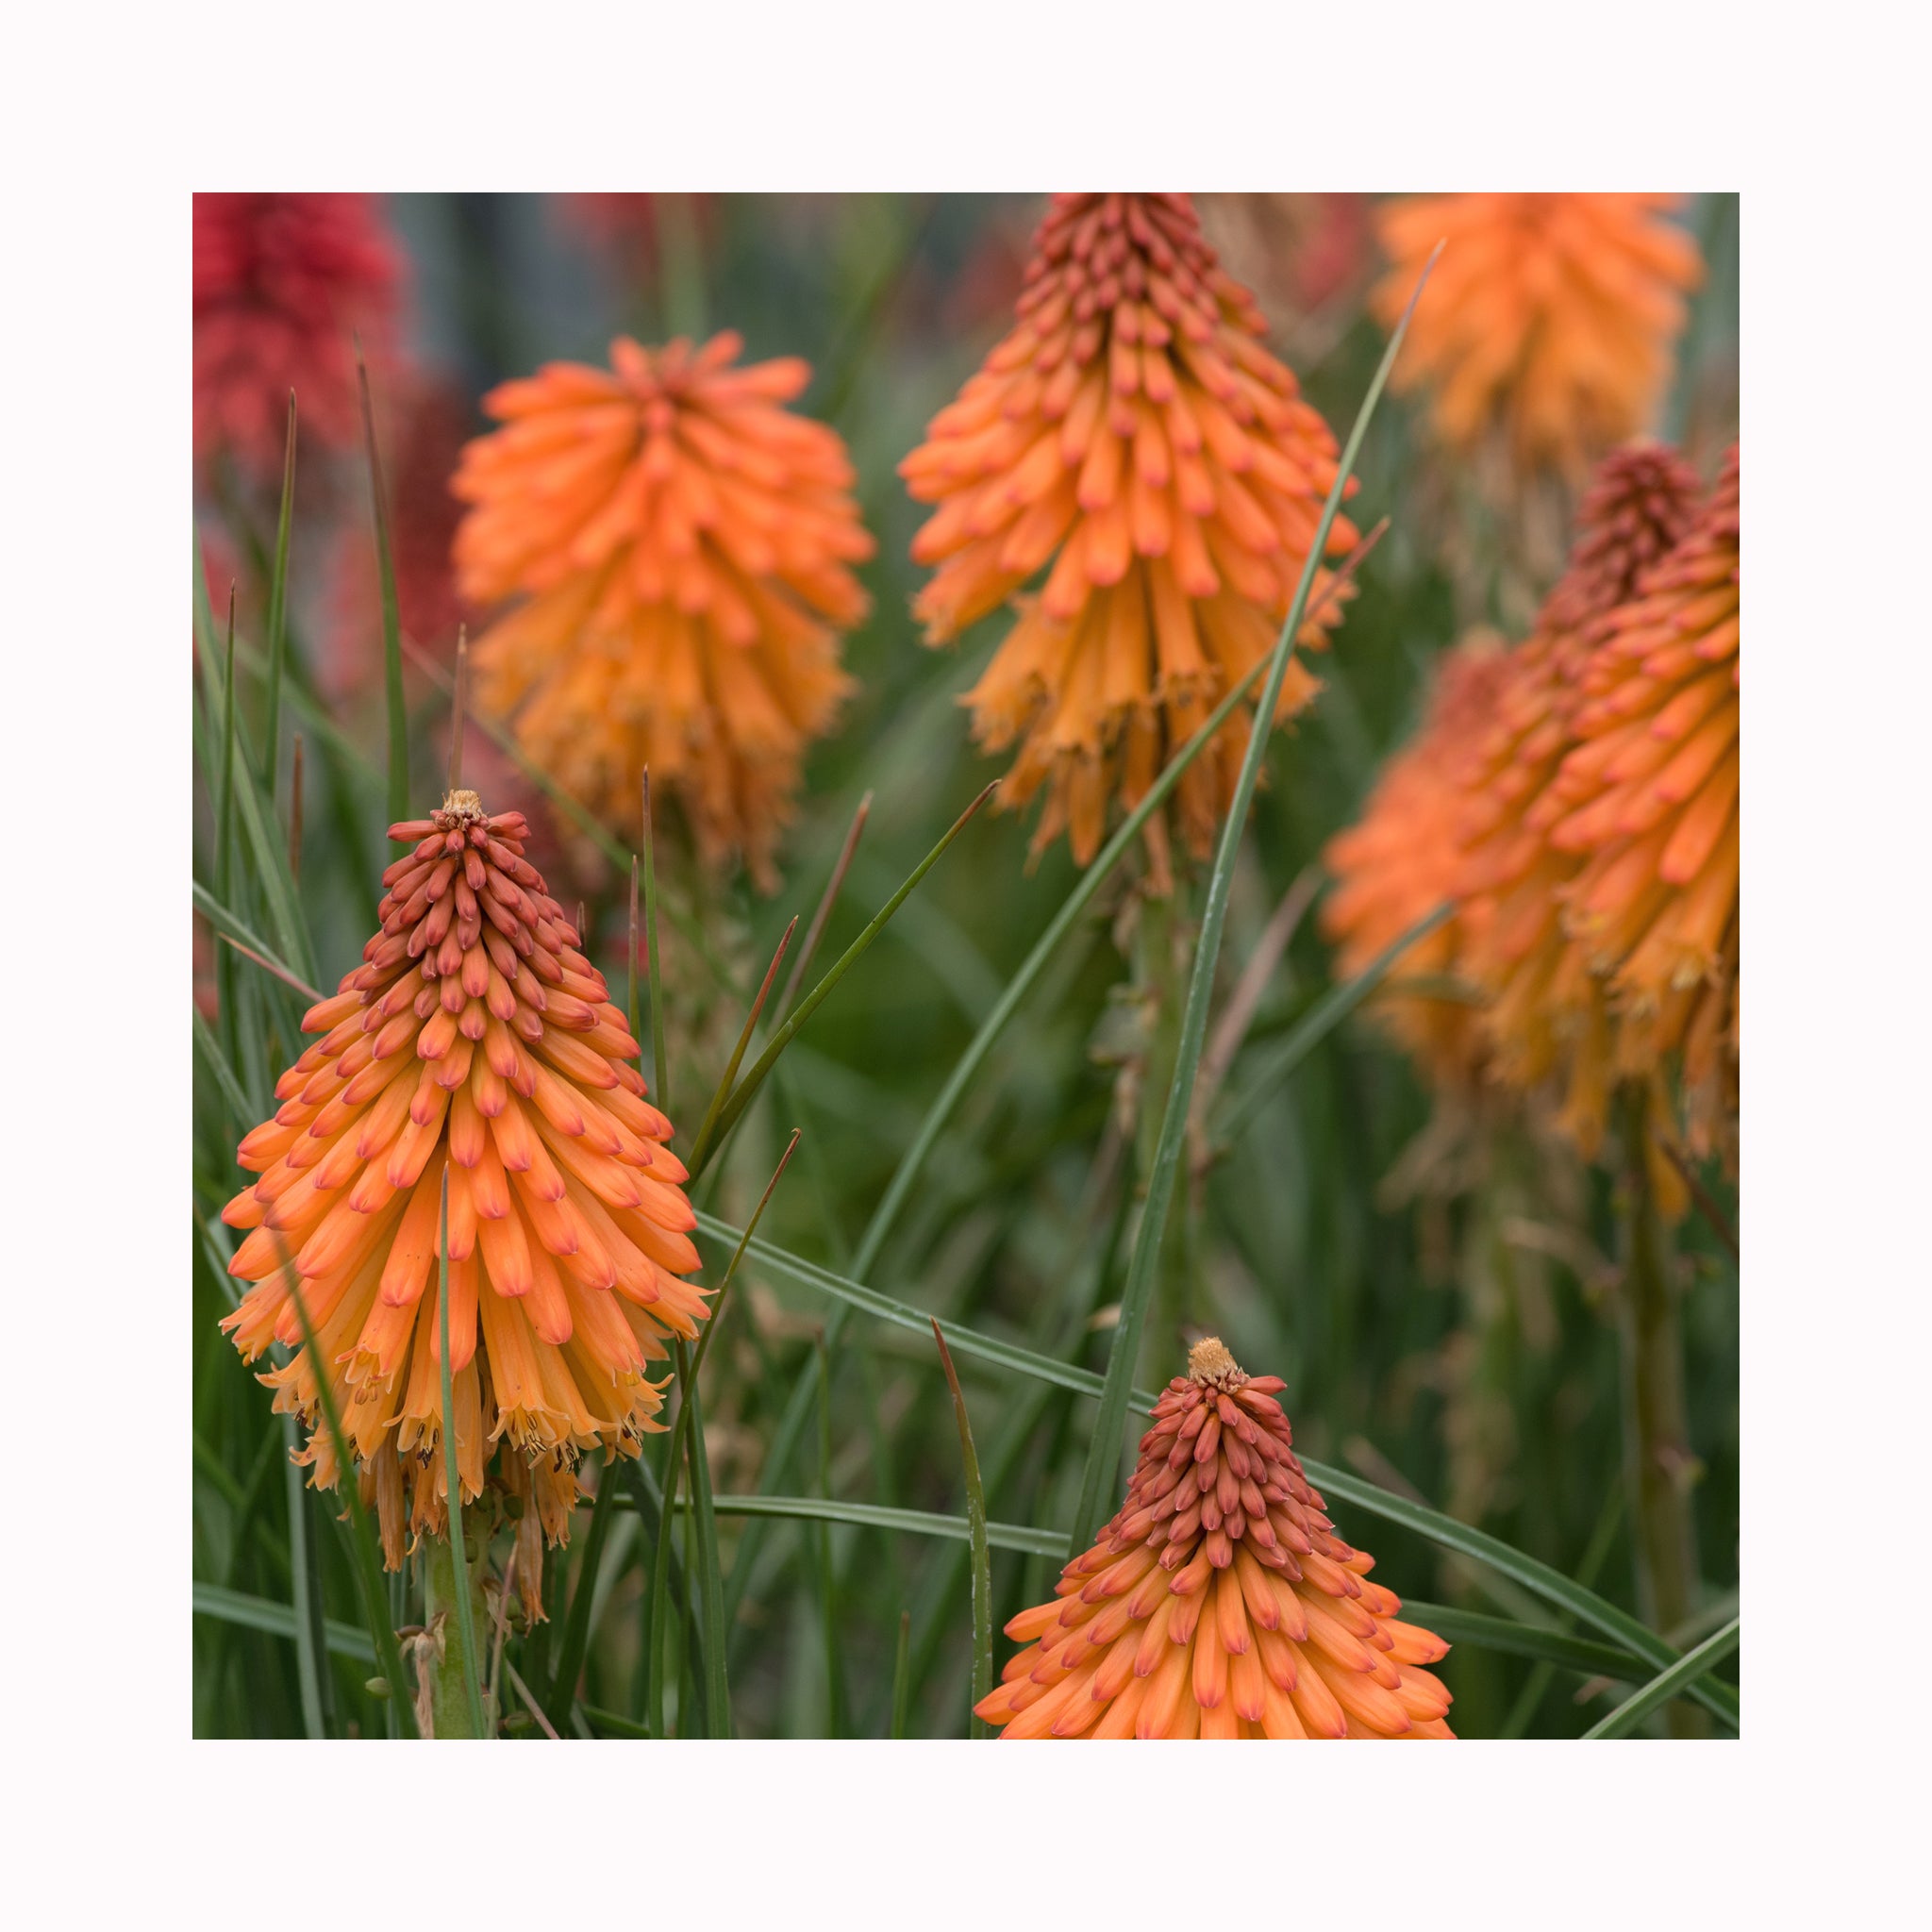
[1546, 446, 1740, 1163]
[1373, 194, 1702, 484]
[453, 332, 874, 888]
[903, 193, 1357, 878]
[1320, 634, 1511, 1091]
[193, 192, 401, 476]
[974, 1340, 1454, 1739]
[1456, 443, 1703, 1142]
[219, 790, 706, 1576]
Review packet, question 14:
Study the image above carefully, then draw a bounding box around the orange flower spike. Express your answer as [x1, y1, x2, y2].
[976, 1339, 1454, 1740]
[1550, 446, 1740, 1160]
[219, 789, 705, 1573]
[903, 193, 1358, 877]
[1455, 442, 1704, 1130]
[1374, 194, 1703, 483]
[1320, 634, 1512, 1090]
[453, 333, 874, 890]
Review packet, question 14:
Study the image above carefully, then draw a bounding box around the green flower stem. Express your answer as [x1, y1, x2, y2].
[424, 1532, 491, 1739]
[1618, 1080, 1707, 1739]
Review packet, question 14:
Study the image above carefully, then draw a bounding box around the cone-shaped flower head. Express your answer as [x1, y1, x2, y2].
[453, 332, 874, 889]
[220, 791, 706, 1570]
[1452, 443, 1702, 1144]
[974, 1340, 1454, 1739]
[1320, 634, 1511, 1091]
[1373, 194, 1702, 484]
[193, 192, 402, 475]
[903, 193, 1357, 876]
[1546, 446, 1740, 1162]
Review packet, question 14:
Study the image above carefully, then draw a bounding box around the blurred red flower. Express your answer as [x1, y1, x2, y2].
[193, 193, 402, 476]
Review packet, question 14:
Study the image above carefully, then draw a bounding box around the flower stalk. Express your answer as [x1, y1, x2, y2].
[1615, 1080, 1707, 1738]
[423, 1531, 493, 1739]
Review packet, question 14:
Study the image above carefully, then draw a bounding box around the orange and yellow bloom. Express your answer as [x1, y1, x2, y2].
[974, 1340, 1453, 1739]
[454, 332, 874, 888]
[1456, 442, 1704, 1143]
[1374, 194, 1702, 485]
[903, 192, 1357, 877]
[220, 790, 706, 1575]
[1546, 446, 1740, 1164]
[1330, 440, 1740, 1188]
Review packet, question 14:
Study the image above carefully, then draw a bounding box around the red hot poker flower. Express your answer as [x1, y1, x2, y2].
[903, 192, 1357, 877]
[193, 192, 402, 476]
[975, 1340, 1454, 1739]
[1548, 446, 1740, 1164]
[1455, 442, 1704, 1140]
[220, 790, 705, 1573]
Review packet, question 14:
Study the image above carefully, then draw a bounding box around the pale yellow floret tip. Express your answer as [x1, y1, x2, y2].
[1187, 1336, 1245, 1389]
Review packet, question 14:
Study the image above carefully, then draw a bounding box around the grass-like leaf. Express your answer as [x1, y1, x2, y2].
[776, 790, 871, 1024]
[214, 931, 324, 1008]
[544, 1466, 623, 1726]
[1214, 901, 1455, 1144]
[693, 1211, 1119, 1403]
[626, 1453, 704, 1736]
[284, 1434, 328, 1738]
[1068, 250, 1441, 1557]
[437, 1169, 488, 1737]
[1582, 1614, 1741, 1740]
[1307, 1462, 1741, 1733]
[931, 1320, 991, 1736]
[643, 1134, 797, 1733]
[262, 392, 297, 793]
[641, 773, 671, 1113]
[218, 589, 238, 902]
[193, 1582, 375, 1663]
[192, 576, 322, 989]
[579, 1702, 651, 1739]
[680, 1344, 732, 1738]
[192, 1006, 259, 1136]
[357, 345, 408, 825]
[683, 1491, 1066, 1557]
[690, 780, 996, 1175]
[1400, 1600, 1663, 1683]
[191, 883, 323, 1005]
[891, 1607, 912, 1739]
[688, 916, 795, 1174]
[273, 1239, 420, 1738]
[232, 631, 381, 789]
